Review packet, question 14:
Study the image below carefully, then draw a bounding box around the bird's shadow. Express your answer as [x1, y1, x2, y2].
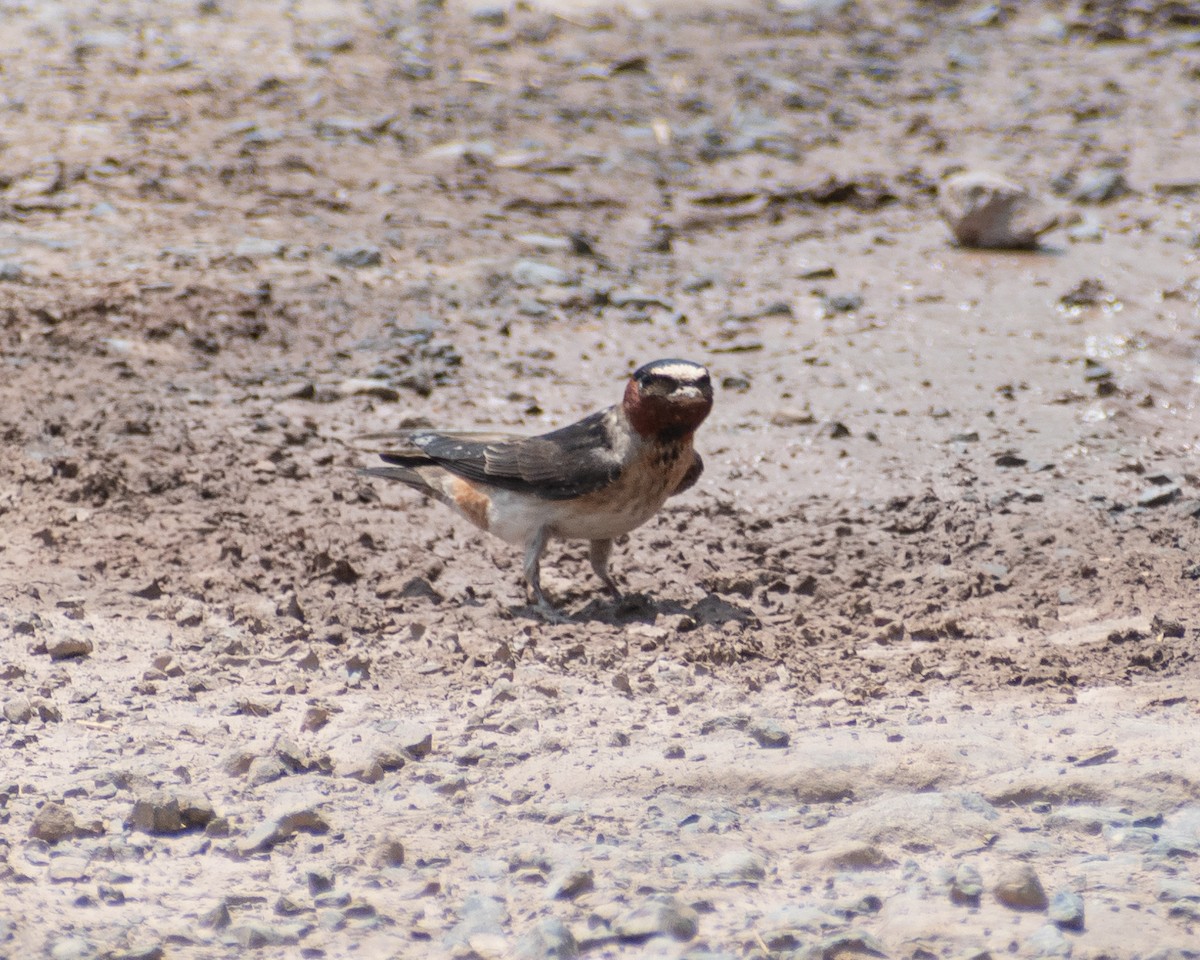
[513, 591, 758, 628]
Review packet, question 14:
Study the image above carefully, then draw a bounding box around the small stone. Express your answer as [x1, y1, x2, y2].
[305, 865, 334, 895]
[370, 837, 406, 868]
[108, 945, 165, 960]
[1028, 922, 1071, 957]
[234, 237, 285, 258]
[444, 894, 508, 949]
[547, 865, 594, 900]
[246, 755, 289, 786]
[49, 937, 94, 960]
[749, 720, 790, 749]
[336, 378, 400, 402]
[939, 172, 1063, 249]
[3, 697, 34, 724]
[201, 901, 232, 929]
[614, 895, 699, 943]
[712, 849, 767, 885]
[1048, 890, 1085, 931]
[511, 259, 574, 287]
[333, 245, 382, 268]
[1071, 168, 1130, 204]
[515, 917, 578, 960]
[238, 802, 330, 855]
[30, 802, 82, 843]
[130, 788, 216, 834]
[48, 856, 90, 882]
[228, 920, 298, 948]
[1138, 485, 1181, 508]
[817, 931, 888, 958]
[47, 636, 93, 660]
[471, 5, 507, 25]
[951, 863, 983, 905]
[994, 863, 1049, 910]
[821, 843, 895, 870]
[0, 262, 24, 282]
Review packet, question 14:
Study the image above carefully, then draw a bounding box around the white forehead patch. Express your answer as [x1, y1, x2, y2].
[647, 361, 708, 382]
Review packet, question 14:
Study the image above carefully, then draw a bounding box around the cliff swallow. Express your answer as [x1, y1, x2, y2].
[360, 359, 713, 615]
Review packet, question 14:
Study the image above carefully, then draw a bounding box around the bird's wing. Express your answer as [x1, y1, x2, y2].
[670, 451, 703, 497]
[367, 410, 624, 501]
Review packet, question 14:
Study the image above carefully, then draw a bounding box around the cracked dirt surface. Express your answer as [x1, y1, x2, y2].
[1, 1, 1199, 958]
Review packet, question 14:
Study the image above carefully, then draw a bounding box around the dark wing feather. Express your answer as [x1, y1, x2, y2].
[670, 451, 703, 497]
[376, 410, 623, 501]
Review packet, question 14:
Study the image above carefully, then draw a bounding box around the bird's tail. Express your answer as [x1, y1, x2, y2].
[358, 461, 430, 491]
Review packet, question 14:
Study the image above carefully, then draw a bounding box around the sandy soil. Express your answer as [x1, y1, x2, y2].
[1, 1, 1198, 958]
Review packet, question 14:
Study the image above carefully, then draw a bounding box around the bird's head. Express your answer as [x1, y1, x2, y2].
[622, 359, 713, 440]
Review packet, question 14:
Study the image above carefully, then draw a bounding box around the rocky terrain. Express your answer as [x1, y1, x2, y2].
[1, 0, 1198, 957]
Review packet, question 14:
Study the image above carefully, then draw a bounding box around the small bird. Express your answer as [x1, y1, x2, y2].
[360, 359, 713, 614]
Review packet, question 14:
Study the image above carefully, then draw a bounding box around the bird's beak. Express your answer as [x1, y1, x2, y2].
[675, 385, 707, 401]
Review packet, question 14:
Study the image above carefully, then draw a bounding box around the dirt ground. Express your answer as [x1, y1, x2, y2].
[1, 0, 1199, 957]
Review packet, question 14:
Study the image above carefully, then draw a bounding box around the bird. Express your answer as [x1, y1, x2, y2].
[359, 359, 713, 615]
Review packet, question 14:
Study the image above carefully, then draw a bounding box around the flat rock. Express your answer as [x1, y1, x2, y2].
[939, 171, 1063, 249]
[614, 895, 699, 943]
[47, 636, 93, 660]
[238, 802, 330, 855]
[130, 788, 216, 834]
[711, 849, 767, 885]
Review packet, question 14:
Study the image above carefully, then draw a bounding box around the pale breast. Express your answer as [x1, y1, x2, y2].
[548, 438, 692, 541]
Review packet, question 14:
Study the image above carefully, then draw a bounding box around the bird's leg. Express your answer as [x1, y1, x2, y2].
[524, 526, 567, 621]
[589, 538, 622, 599]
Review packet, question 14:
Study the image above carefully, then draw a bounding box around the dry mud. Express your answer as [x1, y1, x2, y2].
[1, 1, 1199, 958]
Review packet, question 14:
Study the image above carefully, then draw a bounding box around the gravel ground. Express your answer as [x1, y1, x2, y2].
[1, 1, 1198, 958]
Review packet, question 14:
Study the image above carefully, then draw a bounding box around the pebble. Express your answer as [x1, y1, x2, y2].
[48, 855, 90, 882]
[1071, 168, 1130, 204]
[938, 171, 1062, 249]
[511, 259, 574, 287]
[994, 862, 1049, 910]
[515, 917, 578, 959]
[227, 920, 299, 948]
[129, 788, 216, 835]
[1028, 922, 1072, 957]
[333, 245, 382, 268]
[950, 863, 983, 904]
[336, 378, 401, 402]
[547, 865, 594, 900]
[237, 802, 330, 855]
[47, 636, 93, 660]
[711, 849, 767, 885]
[234, 237, 284, 259]
[614, 895, 699, 943]
[246, 756, 290, 786]
[29, 802, 83, 843]
[49, 937, 95, 960]
[1138, 485, 1181, 508]
[3, 696, 34, 723]
[0, 262, 23, 282]
[748, 720, 790, 748]
[370, 837, 406, 868]
[444, 893, 508, 948]
[109, 946, 165, 960]
[818, 932, 888, 958]
[1048, 889, 1085, 930]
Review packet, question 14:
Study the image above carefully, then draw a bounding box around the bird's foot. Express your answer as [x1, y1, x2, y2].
[532, 599, 573, 624]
